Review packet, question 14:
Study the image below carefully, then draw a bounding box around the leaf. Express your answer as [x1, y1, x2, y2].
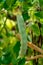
[12, 57, 21, 65]
[6, 0, 16, 6]
[13, 41, 20, 57]
[39, 0, 43, 10]
[18, 58, 26, 65]
[17, 14, 27, 58]
[3, 1, 8, 9]
[35, 11, 43, 18]
[22, 2, 29, 12]
[27, 35, 32, 42]
[39, 0, 43, 6]
[22, 12, 30, 21]
[12, 57, 25, 65]
[1, 52, 12, 64]
[0, 57, 2, 64]
[41, 24, 43, 36]
[31, 24, 40, 36]
[3, 0, 17, 9]
[0, 0, 3, 2]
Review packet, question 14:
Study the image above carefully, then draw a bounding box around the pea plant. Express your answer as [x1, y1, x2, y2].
[0, 0, 43, 65]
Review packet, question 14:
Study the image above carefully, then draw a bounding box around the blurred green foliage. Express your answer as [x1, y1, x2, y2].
[0, 0, 43, 65]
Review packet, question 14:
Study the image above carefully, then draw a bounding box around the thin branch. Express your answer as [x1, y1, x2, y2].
[25, 55, 43, 61]
[16, 33, 43, 54]
[27, 42, 43, 54]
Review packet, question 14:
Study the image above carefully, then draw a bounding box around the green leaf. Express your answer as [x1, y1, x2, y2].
[39, 0, 43, 6]
[0, 57, 2, 64]
[3, 0, 17, 9]
[12, 57, 25, 65]
[28, 35, 32, 42]
[13, 41, 20, 57]
[22, 12, 30, 21]
[3, 1, 8, 9]
[22, 2, 29, 12]
[39, 0, 43, 10]
[0, 0, 3, 2]
[17, 14, 27, 58]
[18, 58, 25, 65]
[31, 24, 40, 36]
[35, 11, 43, 18]
[12, 57, 21, 65]
[1, 52, 12, 64]
[6, 0, 16, 6]
[41, 24, 43, 36]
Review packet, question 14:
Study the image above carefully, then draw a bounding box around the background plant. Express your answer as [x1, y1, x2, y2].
[0, 0, 43, 65]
